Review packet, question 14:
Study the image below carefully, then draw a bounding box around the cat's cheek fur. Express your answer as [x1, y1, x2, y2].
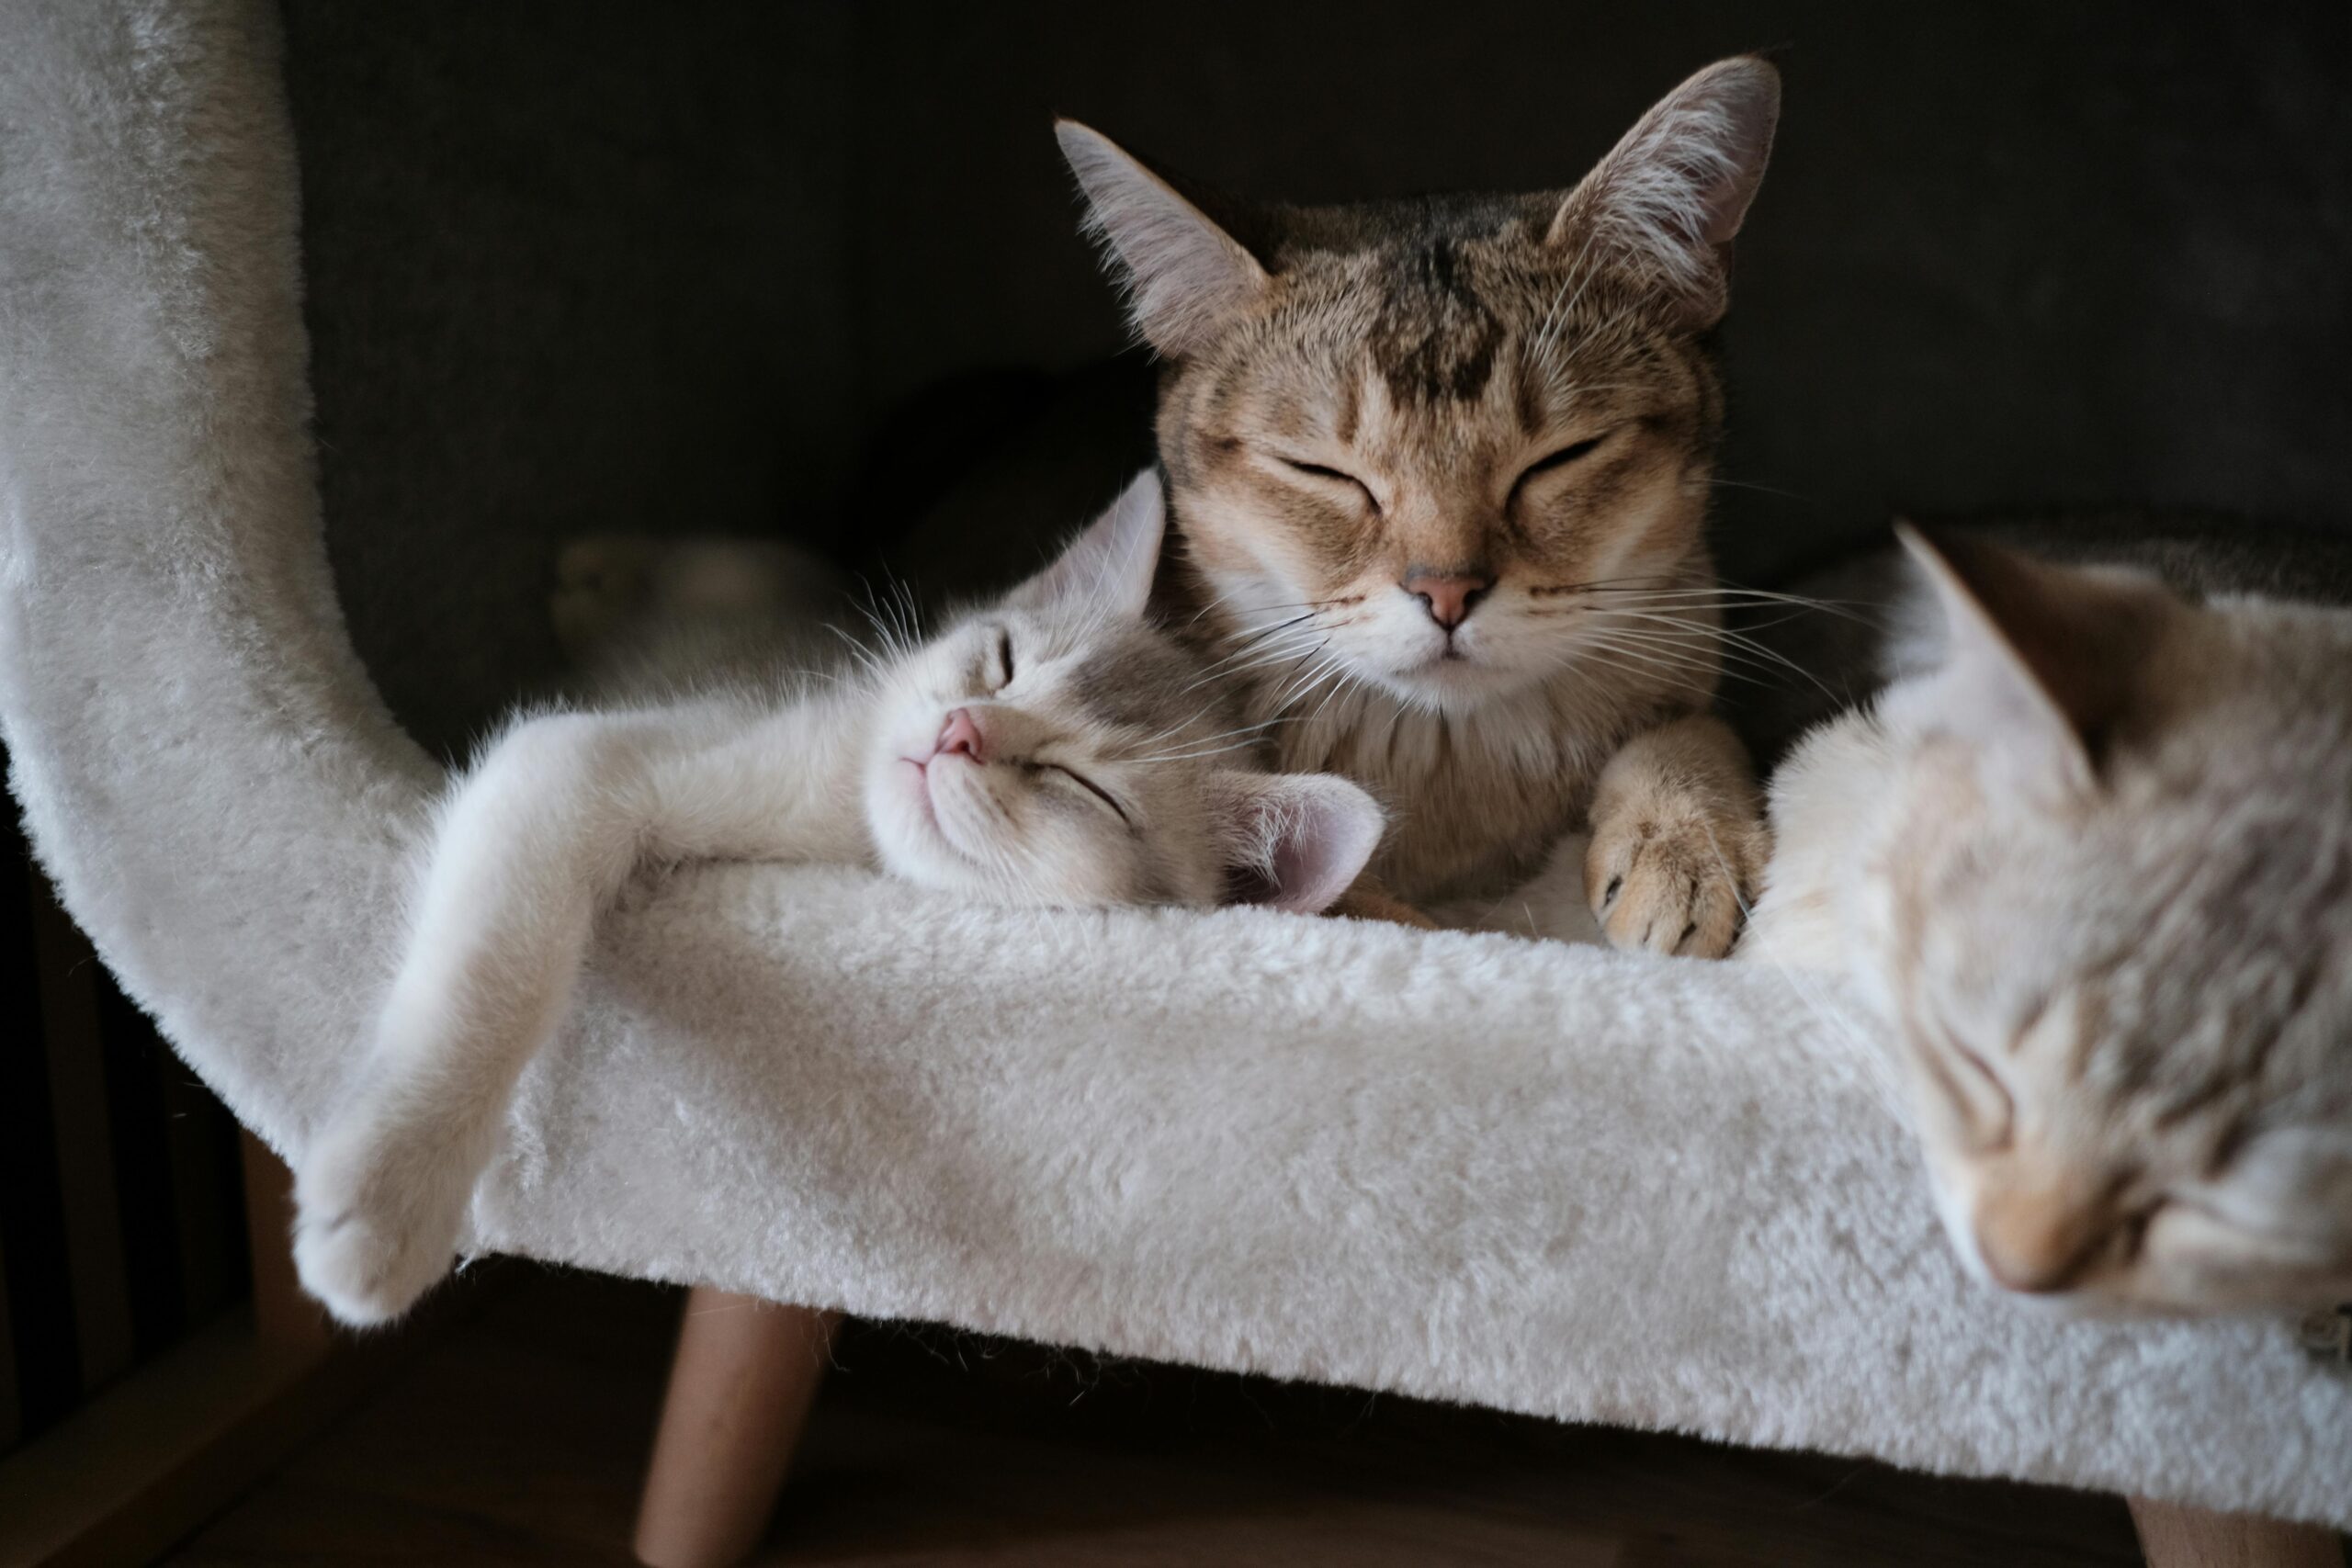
[863, 759, 954, 888]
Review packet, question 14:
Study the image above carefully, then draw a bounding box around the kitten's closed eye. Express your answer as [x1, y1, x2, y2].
[991, 629, 1015, 692]
[1920, 1018, 2017, 1153]
[1276, 456, 1381, 513]
[1036, 761, 1131, 826]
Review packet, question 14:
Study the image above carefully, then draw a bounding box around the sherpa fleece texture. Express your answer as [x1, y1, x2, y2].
[2, 0, 2346, 1528]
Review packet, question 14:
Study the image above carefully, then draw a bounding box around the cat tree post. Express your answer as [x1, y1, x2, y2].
[632, 1289, 840, 1568]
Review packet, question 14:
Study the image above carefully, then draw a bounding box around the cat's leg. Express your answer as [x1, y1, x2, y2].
[294, 705, 838, 1325]
[295, 711, 677, 1324]
[1584, 713, 1768, 959]
[1430, 832, 1605, 945]
[1327, 873, 1441, 930]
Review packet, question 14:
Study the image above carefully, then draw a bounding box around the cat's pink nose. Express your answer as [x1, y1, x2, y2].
[1973, 1179, 2109, 1295]
[1401, 570, 1494, 631]
[935, 707, 985, 762]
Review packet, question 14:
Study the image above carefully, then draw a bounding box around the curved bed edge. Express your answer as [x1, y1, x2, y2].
[0, 0, 438, 1152]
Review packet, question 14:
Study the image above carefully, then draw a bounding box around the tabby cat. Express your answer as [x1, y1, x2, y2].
[1057, 57, 1781, 954]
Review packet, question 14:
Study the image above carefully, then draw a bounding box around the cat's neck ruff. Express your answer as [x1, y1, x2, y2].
[1244, 651, 1669, 902]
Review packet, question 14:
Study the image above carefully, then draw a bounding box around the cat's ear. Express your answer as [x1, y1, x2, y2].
[1056, 120, 1272, 357]
[1006, 468, 1167, 620]
[1547, 55, 1780, 328]
[1210, 771, 1385, 915]
[1896, 523, 2176, 794]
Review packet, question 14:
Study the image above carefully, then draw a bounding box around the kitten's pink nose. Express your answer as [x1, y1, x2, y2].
[1973, 1179, 2110, 1295]
[935, 707, 985, 763]
[1401, 570, 1494, 631]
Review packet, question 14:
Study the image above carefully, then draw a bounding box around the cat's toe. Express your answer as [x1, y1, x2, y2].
[291, 1119, 476, 1326]
[291, 1194, 460, 1327]
[1587, 815, 1754, 959]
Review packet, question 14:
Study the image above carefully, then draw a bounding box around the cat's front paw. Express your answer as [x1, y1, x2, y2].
[292, 1102, 484, 1326]
[1585, 806, 1763, 959]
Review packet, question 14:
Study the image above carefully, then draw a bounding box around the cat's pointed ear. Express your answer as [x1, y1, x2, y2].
[1210, 771, 1386, 915]
[1006, 468, 1167, 620]
[1056, 120, 1272, 357]
[1546, 56, 1780, 328]
[1896, 523, 2176, 794]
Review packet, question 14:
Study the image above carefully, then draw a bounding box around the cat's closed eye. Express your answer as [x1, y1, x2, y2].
[1034, 761, 1130, 825]
[989, 628, 1014, 692]
[1509, 434, 1608, 506]
[1276, 456, 1381, 513]
[1922, 1021, 2017, 1152]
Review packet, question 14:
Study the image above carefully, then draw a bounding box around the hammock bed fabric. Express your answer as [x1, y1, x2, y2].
[3, 0, 2347, 1529]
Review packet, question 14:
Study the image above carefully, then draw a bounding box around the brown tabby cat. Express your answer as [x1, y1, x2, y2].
[1057, 58, 1781, 953]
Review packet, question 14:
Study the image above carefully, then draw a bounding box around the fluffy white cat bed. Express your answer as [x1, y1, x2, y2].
[3, 0, 2346, 1533]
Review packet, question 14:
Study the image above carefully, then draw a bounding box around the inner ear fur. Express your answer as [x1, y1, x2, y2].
[1545, 55, 1781, 327]
[1899, 523, 2181, 782]
[1055, 120, 1273, 357]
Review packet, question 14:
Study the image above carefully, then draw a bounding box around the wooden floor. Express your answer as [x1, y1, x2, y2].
[162, 1267, 2154, 1566]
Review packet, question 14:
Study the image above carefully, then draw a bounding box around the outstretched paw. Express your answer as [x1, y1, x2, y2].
[1586, 806, 1763, 959]
[292, 1103, 483, 1327]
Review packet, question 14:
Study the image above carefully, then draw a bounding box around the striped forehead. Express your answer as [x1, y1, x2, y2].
[1066, 626, 1218, 737]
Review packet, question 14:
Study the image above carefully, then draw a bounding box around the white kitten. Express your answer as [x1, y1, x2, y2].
[1749, 525, 2352, 1315]
[293, 473, 1384, 1325]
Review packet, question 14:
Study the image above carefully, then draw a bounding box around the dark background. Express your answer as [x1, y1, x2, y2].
[279, 0, 2352, 753]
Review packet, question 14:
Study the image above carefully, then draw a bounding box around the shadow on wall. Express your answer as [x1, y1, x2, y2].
[282, 0, 2352, 751]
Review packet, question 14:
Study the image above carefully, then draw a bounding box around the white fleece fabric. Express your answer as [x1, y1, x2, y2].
[2, 0, 2346, 1529]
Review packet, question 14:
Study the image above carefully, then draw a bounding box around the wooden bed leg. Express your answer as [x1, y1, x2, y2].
[632, 1288, 841, 1568]
[2130, 1497, 2345, 1568]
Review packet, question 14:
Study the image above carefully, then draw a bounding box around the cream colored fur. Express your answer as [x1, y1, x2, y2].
[1750, 530, 2352, 1314]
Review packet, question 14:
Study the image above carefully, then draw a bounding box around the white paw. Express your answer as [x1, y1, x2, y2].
[292, 1102, 484, 1326]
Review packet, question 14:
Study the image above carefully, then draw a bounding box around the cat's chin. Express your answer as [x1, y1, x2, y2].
[1366, 653, 1546, 712]
[865, 760, 966, 883]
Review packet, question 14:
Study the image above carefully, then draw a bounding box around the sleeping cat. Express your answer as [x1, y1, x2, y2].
[1747, 523, 2352, 1314]
[1056, 57, 1781, 954]
[291, 473, 1385, 1325]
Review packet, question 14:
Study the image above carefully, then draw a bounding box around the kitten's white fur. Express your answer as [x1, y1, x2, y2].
[293, 474, 1384, 1325]
[1748, 528, 2352, 1314]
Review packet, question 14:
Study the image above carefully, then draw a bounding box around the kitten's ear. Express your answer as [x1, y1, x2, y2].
[1006, 468, 1167, 620]
[1896, 523, 2176, 794]
[1056, 120, 1272, 357]
[1547, 56, 1780, 328]
[1210, 771, 1386, 915]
